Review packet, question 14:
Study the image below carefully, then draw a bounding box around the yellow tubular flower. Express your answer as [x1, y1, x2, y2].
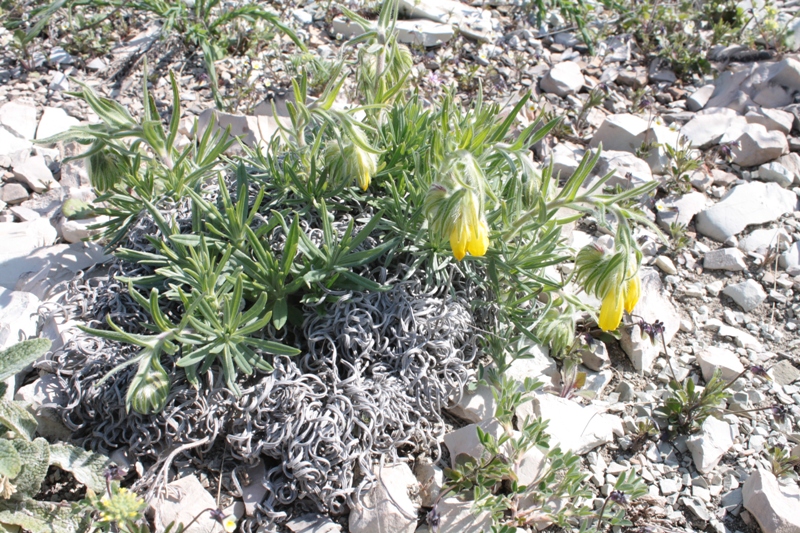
[598, 286, 624, 332]
[449, 193, 489, 261]
[353, 143, 377, 191]
[624, 269, 641, 313]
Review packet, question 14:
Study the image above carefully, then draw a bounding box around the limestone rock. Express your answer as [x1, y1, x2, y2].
[443, 419, 507, 466]
[759, 161, 795, 188]
[742, 469, 800, 533]
[12, 242, 110, 300]
[1, 183, 30, 205]
[0, 126, 33, 160]
[431, 497, 493, 533]
[703, 248, 747, 271]
[634, 125, 680, 174]
[589, 114, 648, 153]
[695, 182, 796, 242]
[35, 106, 79, 142]
[0, 219, 59, 289]
[518, 393, 623, 455]
[681, 114, 747, 149]
[149, 475, 226, 533]
[349, 464, 419, 533]
[0, 100, 37, 140]
[395, 19, 453, 47]
[686, 85, 715, 111]
[780, 241, 800, 275]
[746, 108, 794, 134]
[286, 514, 342, 533]
[722, 279, 767, 312]
[594, 150, 653, 187]
[414, 459, 443, 507]
[12, 155, 57, 193]
[739, 227, 791, 255]
[0, 288, 41, 350]
[686, 416, 735, 474]
[696, 346, 744, 382]
[730, 124, 788, 167]
[768, 360, 800, 386]
[541, 61, 585, 97]
[241, 461, 266, 516]
[58, 216, 107, 243]
[656, 192, 709, 230]
[580, 339, 609, 371]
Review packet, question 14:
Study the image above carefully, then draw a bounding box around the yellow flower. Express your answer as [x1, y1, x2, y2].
[599, 286, 624, 332]
[353, 143, 377, 191]
[223, 516, 237, 533]
[449, 193, 489, 261]
[624, 268, 640, 313]
[324, 128, 378, 191]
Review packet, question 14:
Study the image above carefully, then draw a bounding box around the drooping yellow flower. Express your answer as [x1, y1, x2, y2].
[599, 286, 624, 332]
[448, 193, 489, 261]
[323, 127, 378, 191]
[623, 268, 641, 313]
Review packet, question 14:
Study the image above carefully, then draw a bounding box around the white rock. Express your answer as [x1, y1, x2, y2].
[518, 393, 623, 455]
[686, 416, 735, 474]
[58, 216, 107, 243]
[759, 162, 795, 188]
[696, 346, 745, 382]
[517, 446, 547, 486]
[12, 155, 57, 193]
[49, 46, 73, 65]
[634, 125, 680, 174]
[722, 279, 767, 312]
[594, 150, 653, 187]
[197, 109, 286, 153]
[686, 85, 715, 111]
[291, 9, 314, 25]
[443, 419, 507, 466]
[349, 464, 419, 533]
[0, 219, 59, 289]
[548, 142, 584, 180]
[778, 152, 800, 185]
[0, 100, 37, 140]
[86, 58, 107, 71]
[769, 57, 800, 93]
[540, 61, 585, 97]
[742, 469, 800, 533]
[739, 227, 790, 255]
[448, 383, 495, 423]
[681, 114, 747, 149]
[414, 459, 443, 507]
[580, 339, 609, 371]
[0, 127, 32, 160]
[656, 192, 709, 230]
[395, 19, 453, 47]
[49, 71, 69, 92]
[620, 268, 681, 373]
[730, 124, 788, 167]
[35, 107, 79, 142]
[589, 114, 648, 153]
[655, 255, 678, 275]
[13, 242, 110, 301]
[703, 248, 747, 271]
[287, 514, 342, 533]
[398, 0, 481, 24]
[150, 475, 226, 533]
[717, 324, 763, 351]
[695, 182, 797, 242]
[0, 288, 41, 350]
[14, 374, 70, 440]
[432, 497, 493, 533]
[781, 241, 800, 275]
[241, 461, 266, 516]
[745, 108, 794, 134]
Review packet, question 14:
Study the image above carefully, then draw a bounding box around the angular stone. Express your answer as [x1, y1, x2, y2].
[681, 114, 747, 149]
[695, 182, 797, 242]
[0, 288, 41, 350]
[696, 346, 744, 382]
[620, 268, 681, 373]
[414, 459, 443, 507]
[0, 127, 32, 159]
[0, 100, 37, 140]
[349, 464, 418, 533]
[541, 61, 585, 97]
[589, 114, 649, 153]
[703, 248, 747, 271]
[12, 155, 57, 193]
[580, 339, 609, 371]
[0, 219, 58, 289]
[768, 360, 800, 386]
[655, 255, 678, 275]
[746, 108, 794, 134]
[398, 0, 481, 24]
[14, 374, 70, 440]
[686, 85, 715, 111]
[443, 419, 506, 466]
[1, 183, 30, 205]
[731, 124, 788, 167]
[395, 19, 453, 47]
[448, 383, 495, 423]
[722, 279, 767, 313]
[656, 192, 709, 230]
[241, 461, 266, 516]
[58, 216, 107, 243]
[686, 416, 735, 474]
[780, 241, 800, 275]
[432, 496, 492, 533]
[286, 514, 342, 533]
[149, 475, 226, 533]
[739, 227, 791, 255]
[634, 125, 680, 174]
[518, 393, 623, 455]
[759, 161, 795, 188]
[594, 150, 653, 187]
[716, 324, 763, 351]
[35, 107, 79, 142]
[742, 469, 800, 533]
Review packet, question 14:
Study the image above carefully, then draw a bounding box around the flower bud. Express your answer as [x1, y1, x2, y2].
[87, 142, 126, 193]
[127, 354, 170, 415]
[325, 128, 378, 191]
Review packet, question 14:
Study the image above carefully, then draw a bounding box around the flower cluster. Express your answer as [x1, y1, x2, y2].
[574, 244, 641, 332]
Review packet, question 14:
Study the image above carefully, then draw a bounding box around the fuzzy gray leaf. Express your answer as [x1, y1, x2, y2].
[10, 438, 49, 498]
[0, 339, 51, 383]
[0, 499, 91, 533]
[0, 441, 21, 479]
[0, 400, 38, 441]
[48, 444, 109, 493]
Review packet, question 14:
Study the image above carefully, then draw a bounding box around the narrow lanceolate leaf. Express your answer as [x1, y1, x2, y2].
[0, 339, 52, 382]
[0, 400, 38, 441]
[10, 438, 49, 498]
[48, 444, 109, 493]
[0, 440, 21, 479]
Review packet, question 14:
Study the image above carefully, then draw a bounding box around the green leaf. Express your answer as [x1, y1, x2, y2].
[0, 339, 52, 383]
[272, 298, 288, 330]
[0, 499, 92, 533]
[0, 400, 38, 441]
[47, 444, 109, 493]
[0, 440, 21, 479]
[10, 438, 49, 498]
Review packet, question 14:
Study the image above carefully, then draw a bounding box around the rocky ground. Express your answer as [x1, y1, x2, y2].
[2, 0, 800, 533]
